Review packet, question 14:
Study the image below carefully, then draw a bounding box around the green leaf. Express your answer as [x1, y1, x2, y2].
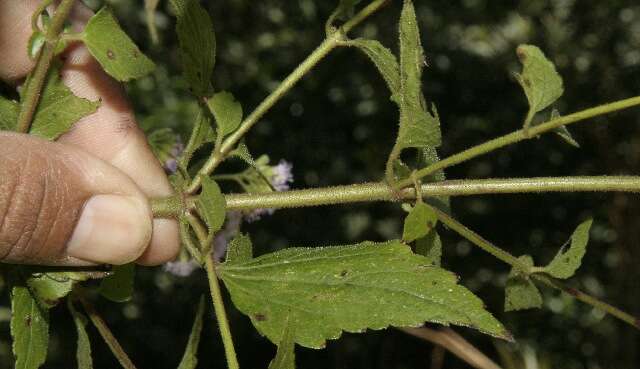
[182, 106, 216, 166]
[67, 299, 93, 369]
[268, 316, 296, 369]
[228, 141, 255, 166]
[543, 219, 593, 279]
[83, 7, 155, 81]
[514, 44, 564, 129]
[504, 256, 542, 312]
[0, 95, 19, 131]
[415, 231, 442, 267]
[177, 296, 205, 369]
[550, 109, 580, 148]
[346, 39, 400, 101]
[147, 128, 179, 165]
[402, 202, 437, 243]
[11, 286, 49, 369]
[207, 91, 243, 137]
[99, 264, 135, 302]
[26, 272, 85, 308]
[29, 65, 99, 140]
[220, 240, 511, 349]
[225, 234, 253, 264]
[170, 0, 216, 97]
[333, 0, 362, 21]
[196, 176, 226, 233]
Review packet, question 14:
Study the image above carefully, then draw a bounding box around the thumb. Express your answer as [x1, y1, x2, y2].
[0, 133, 152, 266]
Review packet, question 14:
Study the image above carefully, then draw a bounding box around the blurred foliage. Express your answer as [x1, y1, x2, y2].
[2, 0, 640, 368]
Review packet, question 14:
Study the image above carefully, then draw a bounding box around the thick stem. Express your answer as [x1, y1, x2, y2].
[16, 0, 76, 133]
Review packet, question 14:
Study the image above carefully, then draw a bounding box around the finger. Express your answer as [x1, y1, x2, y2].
[0, 132, 152, 266]
[0, 0, 38, 82]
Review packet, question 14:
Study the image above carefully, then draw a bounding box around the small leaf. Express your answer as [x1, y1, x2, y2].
[182, 106, 216, 166]
[268, 316, 296, 369]
[29, 65, 99, 140]
[170, 0, 216, 97]
[225, 234, 253, 264]
[83, 7, 156, 81]
[550, 109, 580, 148]
[207, 91, 243, 137]
[177, 296, 205, 369]
[228, 141, 255, 166]
[514, 44, 564, 129]
[415, 231, 442, 266]
[0, 95, 19, 131]
[99, 264, 135, 302]
[27, 272, 80, 308]
[402, 202, 437, 243]
[67, 299, 93, 369]
[346, 39, 400, 100]
[543, 219, 593, 279]
[333, 0, 362, 21]
[197, 176, 226, 233]
[220, 240, 511, 349]
[504, 256, 542, 312]
[27, 30, 46, 60]
[11, 286, 49, 369]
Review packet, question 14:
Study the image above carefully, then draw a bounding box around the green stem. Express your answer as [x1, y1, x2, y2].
[78, 295, 138, 369]
[151, 195, 183, 218]
[16, 0, 76, 133]
[185, 0, 391, 194]
[396, 95, 640, 189]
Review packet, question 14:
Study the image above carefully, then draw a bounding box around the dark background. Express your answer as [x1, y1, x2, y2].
[2, 0, 640, 368]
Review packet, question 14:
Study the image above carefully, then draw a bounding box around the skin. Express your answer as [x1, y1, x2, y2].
[0, 0, 180, 266]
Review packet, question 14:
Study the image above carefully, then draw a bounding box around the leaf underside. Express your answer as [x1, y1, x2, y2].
[11, 286, 50, 369]
[543, 219, 593, 279]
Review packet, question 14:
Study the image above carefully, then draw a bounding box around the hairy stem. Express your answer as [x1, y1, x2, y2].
[16, 0, 76, 133]
[185, 0, 390, 194]
[396, 95, 640, 189]
[78, 295, 137, 369]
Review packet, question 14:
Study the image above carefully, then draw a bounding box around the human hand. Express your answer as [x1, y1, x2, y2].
[0, 1, 179, 266]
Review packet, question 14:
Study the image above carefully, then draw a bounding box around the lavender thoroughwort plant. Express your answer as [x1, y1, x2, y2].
[1, 0, 640, 368]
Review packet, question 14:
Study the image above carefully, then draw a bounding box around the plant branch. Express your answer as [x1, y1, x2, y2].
[16, 0, 76, 133]
[185, 0, 390, 194]
[78, 295, 137, 369]
[395, 95, 640, 189]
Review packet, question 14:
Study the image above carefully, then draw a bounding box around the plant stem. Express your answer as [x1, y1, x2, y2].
[16, 0, 76, 133]
[396, 95, 640, 189]
[185, 0, 390, 195]
[78, 295, 138, 369]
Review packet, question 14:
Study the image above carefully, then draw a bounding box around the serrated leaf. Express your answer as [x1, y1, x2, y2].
[177, 296, 205, 369]
[11, 286, 49, 369]
[504, 256, 542, 312]
[550, 109, 580, 148]
[99, 264, 135, 302]
[226, 234, 253, 264]
[268, 316, 296, 369]
[514, 44, 564, 129]
[229, 141, 255, 166]
[543, 219, 593, 279]
[333, 0, 362, 21]
[67, 299, 93, 369]
[197, 177, 226, 233]
[27, 272, 79, 308]
[147, 128, 179, 164]
[346, 39, 400, 100]
[220, 240, 510, 349]
[402, 202, 437, 243]
[29, 65, 99, 140]
[83, 8, 155, 81]
[415, 231, 442, 266]
[207, 91, 243, 137]
[0, 95, 19, 131]
[170, 0, 216, 97]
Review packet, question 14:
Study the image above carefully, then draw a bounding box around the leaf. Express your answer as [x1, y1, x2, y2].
[514, 44, 564, 129]
[220, 240, 511, 349]
[415, 231, 442, 267]
[177, 296, 205, 369]
[67, 299, 93, 369]
[147, 128, 180, 164]
[170, 0, 216, 97]
[0, 95, 19, 131]
[29, 65, 99, 140]
[333, 0, 362, 21]
[268, 316, 296, 369]
[402, 202, 437, 243]
[346, 39, 400, 101]
[228, 141, 255, 166]
[26, 272, 85, 308]
[550, 109, 580, 148]
[196, 176, 226, 233]
[504, 256, 542, 312]
[83, 7, 155, 81]
[225, 234, 253, 264]
[99, 264, 135, 302]
[182, 106, 216, 165]
[11, 286, 49, 369]
[543, 219, 593, 279]
[207, 91, 243, 137]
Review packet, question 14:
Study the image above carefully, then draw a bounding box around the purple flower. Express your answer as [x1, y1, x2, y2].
[163, 260, 199, 277]
[245, 159, 293, 221]
[213, 211, 243, 261]
[163, 139, 185, 174]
